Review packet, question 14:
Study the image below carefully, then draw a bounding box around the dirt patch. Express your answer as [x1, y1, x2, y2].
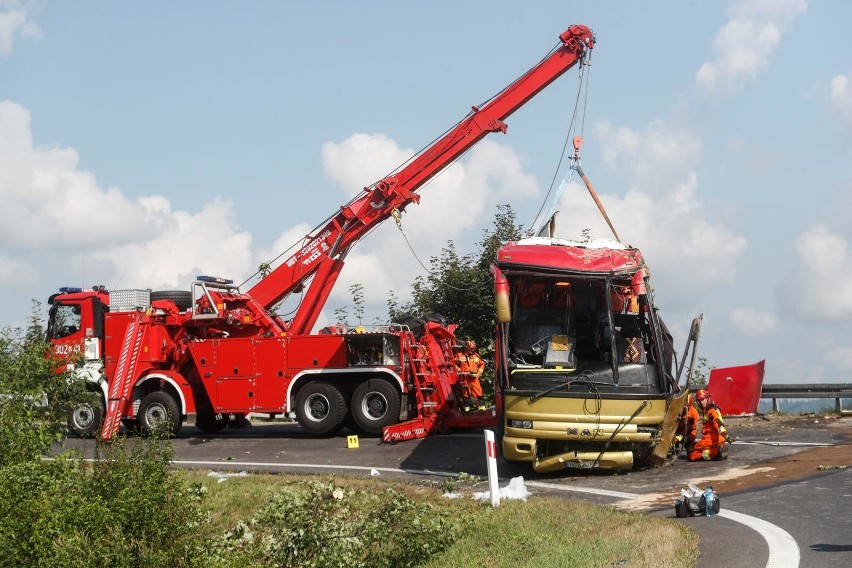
[626, 414, 852, 511]
[707, 442, 851, 495]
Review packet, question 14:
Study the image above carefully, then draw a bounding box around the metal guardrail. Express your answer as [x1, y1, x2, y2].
[760, 383, 852, 413]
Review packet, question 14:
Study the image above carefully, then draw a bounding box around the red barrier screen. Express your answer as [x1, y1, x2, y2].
[707, 360, 766, 416]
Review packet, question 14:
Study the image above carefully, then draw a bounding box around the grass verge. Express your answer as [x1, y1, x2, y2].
[184, 470, 698, 568]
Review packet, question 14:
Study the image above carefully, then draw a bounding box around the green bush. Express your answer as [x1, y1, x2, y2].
[212, 480, 459, 568]
[0, 313, 218, 567]
[0, 439, 213, 568]
[0, 310, 87, 467]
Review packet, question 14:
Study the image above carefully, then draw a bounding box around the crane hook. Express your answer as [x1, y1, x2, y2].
[573, 135, 583, 158]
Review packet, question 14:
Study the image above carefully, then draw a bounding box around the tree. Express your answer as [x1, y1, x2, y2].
[396, 204, 523, 352]
[333, 307, 350, 326]
[688, 357, 713, 389]
[388, 205, 522, 404]
[350, 283, 365, 326]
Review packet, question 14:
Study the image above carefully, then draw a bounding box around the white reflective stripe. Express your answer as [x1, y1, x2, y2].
[526, 480, 637, 500]
[718, 509, 800, 568]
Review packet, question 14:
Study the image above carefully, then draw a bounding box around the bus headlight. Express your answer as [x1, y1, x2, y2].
[508, 419, 533, 429]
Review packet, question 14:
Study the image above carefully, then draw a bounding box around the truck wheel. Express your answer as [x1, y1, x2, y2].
[195, 412, 228, 434]
[137, 391, 182, 437]
[351, 379, 400, 434]
[295, 381, 347, 436]
[150, 290, 193, 311]
[67, 397, 104, 438]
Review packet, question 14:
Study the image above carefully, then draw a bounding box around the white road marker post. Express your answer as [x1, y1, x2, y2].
[484, 429, 500, 507]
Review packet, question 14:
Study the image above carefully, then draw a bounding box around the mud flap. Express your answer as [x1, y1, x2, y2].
[650, 388, 689, 465]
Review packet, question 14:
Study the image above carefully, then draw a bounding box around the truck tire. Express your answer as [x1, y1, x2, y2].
[295, 381, 347, 436]
[67, 396, 104, 438]
[150, 290, 193, 311]
[393, 314, 424, 337]
[351, 379, 401, 434]
[137, 391, 182, 437]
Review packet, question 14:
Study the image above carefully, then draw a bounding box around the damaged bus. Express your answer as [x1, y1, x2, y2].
[493, 236, 690, 472]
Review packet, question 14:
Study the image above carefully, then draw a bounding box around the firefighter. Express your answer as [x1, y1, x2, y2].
[673, 393, 699, 454]
[455, 339, 486, 411]
[688, 389, 733, 461]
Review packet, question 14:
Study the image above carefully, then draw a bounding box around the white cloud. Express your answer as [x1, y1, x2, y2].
[0, 0, 41, 58]
[556, 120, 746, 304]
[320, 133, 536, 249]
[321, 133, 413, 198]
[312, 133, 540, 325]
[0, 101, 150, 248]
[321, 133, 536, 231]
[729, 307, 778, 335]
[695, 0, 807, 94]
[830, 72, 852, 128]
[90, 196, 254, 291]
[595, 120, 703, 195]
[781, 224, 852, 322]
[0, 100, 254, 313]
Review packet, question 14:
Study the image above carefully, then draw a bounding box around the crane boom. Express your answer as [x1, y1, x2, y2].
[248, 24, 595, 334]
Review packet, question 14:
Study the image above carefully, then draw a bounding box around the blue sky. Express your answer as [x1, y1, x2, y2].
[1, 1, 851, 385]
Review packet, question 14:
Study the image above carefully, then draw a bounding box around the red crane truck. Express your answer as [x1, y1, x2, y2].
[47, 24, 596, 443]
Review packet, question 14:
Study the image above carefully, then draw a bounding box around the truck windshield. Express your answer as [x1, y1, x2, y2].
[47, 303, 82, 339]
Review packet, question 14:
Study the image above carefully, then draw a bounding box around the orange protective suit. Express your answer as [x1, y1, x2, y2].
[674, 396, 699, 451]
[455, 344, 485, 409]
[688, 402, 730, 461]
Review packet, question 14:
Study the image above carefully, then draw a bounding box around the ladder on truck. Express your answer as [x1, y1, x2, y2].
[101, 312, 151, 441]
[382, 333, 495, 442]
[381, 336, 454, 442]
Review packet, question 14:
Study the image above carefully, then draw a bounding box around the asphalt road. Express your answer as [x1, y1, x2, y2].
[58, 414, 852, 568]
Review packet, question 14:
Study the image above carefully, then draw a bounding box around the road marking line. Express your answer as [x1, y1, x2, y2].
[170, 459, 460, 478]
[526, 480, 636, 499]
[736, 441, 831, 447]
[719, 509, 800, 568]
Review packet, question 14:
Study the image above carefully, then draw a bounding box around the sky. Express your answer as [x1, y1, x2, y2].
[1, 1, 851, 385]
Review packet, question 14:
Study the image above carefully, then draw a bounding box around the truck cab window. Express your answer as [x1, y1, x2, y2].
[48, 303, 82, 339]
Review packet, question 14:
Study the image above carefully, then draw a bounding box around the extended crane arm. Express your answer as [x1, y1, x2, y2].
[248, 24, 595, 334]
